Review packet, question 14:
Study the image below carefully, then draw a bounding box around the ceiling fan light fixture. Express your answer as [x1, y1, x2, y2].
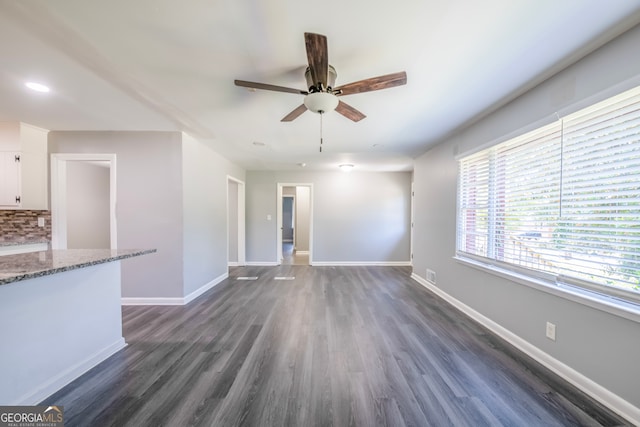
[304, 92, 339, 114]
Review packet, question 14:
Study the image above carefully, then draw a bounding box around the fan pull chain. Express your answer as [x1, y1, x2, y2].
[319, 112, 323, 152]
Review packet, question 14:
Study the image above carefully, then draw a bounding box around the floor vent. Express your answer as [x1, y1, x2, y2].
[274, 276, 296, 280]
[236, 276, 259, 280]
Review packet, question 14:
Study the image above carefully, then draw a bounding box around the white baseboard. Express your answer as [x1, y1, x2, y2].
[312, 261, 412, 266]
[122, 272, 228, 306]
[295, 250, 309, 255]
[184, 272, 228, 304]
[245, 261, 279, 266]
[410, 273, 640, 425]
[228, 261, 240, 267]
[16, 338, 126, 405]
[121, 297, 184, 306]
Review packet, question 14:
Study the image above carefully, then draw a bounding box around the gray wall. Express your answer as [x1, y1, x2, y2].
[412, 24, 640, 410]
[246, 171, 411, 264]
[66, 161, 110, 249]
[182, 133, 245, 296]
[49, 131, 184, 298]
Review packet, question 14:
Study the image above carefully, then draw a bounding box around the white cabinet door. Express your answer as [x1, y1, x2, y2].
[0, 152, 21, 207]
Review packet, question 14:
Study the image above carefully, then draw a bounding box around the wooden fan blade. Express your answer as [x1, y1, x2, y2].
[335, 101, 366, 122]
[281, 104, 308, 122]
[334, 71, 407, 96]
[235, 80, 308, 95]
[304, 33, 328, 90]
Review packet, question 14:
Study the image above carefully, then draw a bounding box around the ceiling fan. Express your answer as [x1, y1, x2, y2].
[235, 32, 407, 122]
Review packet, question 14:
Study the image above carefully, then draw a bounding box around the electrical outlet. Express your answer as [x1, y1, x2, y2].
[426, 269, 436, 284]
[546, 322, 556, 341]
[37, 217, 45, 227]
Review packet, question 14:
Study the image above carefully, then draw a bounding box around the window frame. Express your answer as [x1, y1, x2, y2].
[455, 85, 640, 321]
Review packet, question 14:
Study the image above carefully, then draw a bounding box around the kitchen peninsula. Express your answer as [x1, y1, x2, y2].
[0, 248, 155, 405]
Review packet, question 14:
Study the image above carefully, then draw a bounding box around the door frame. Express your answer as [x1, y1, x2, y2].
[227, 175, 246, 266]
[277, 183, 313, 265]
[50, 153, 117, 249]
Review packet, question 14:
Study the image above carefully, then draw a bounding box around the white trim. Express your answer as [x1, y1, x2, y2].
[121, 272, 228, 306]
[228, 261, 240, 267]
[121, 297, 184, 306]
[50, 153, 117, 250]
[410, 272, 640, 426]
[312, 261, 412, 266]
[14, 338, 126, 405]
[295, 250, 309, 255]
[454, 256, 640, 324]
[245, 261, 279, 266]
[183, 272, 228, 304]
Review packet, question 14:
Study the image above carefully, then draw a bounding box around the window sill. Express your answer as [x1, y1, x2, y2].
[453, 255, 640, 324]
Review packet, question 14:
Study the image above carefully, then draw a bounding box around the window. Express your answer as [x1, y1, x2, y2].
[457, 85, 640, 304]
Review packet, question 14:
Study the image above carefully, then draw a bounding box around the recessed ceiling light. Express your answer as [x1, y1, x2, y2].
[339, 164, 354, 172]
[252, 141, 266, 147]
[298, 162, 306, 167]
[25, 82, 50, 93]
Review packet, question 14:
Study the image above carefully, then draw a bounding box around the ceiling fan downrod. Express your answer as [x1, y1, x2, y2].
[319, 112, 324, 153]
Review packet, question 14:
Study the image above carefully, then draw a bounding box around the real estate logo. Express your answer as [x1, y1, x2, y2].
[0, 406, 64, 427]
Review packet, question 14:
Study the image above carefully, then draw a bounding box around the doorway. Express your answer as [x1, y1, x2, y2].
[50, 154, 117, 249]
[277, 183, 312, 265]
[227, 176, 246, 267]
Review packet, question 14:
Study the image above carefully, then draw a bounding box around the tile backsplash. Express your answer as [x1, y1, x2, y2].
[0, 210, 51, 242]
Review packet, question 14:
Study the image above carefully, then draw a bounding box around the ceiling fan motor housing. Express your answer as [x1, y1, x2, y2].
[305, 65, 337, 92]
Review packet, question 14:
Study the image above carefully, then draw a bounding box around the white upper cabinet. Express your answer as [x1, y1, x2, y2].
[0, 122, 48, 210]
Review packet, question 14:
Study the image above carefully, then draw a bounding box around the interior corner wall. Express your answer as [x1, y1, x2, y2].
[412, 24, 640, 412]
[245, 170, 411, 264]
[181, 133, 245, 297]
[48, 131, 185, 299]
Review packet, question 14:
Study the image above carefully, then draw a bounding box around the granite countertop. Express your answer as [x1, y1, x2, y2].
[0, 248, 156, 286]
[0, 240, 50, 247]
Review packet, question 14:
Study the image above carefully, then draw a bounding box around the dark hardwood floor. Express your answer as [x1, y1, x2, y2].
[42, 265, 631, 426]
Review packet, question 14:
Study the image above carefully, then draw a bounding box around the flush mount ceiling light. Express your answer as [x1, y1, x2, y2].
[25, 81, 50, 93]
[303, 92, 339, 114]
[339, 164, 354, 172]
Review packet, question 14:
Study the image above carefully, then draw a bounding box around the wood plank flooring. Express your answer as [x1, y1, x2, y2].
[42, 265, 631, 426]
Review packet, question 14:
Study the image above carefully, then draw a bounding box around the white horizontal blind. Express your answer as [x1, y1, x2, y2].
[556, 88, 640, 295]
[457, 85, 640, 301]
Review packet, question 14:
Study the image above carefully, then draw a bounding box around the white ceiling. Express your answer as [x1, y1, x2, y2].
[1, 1, 640, 172]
